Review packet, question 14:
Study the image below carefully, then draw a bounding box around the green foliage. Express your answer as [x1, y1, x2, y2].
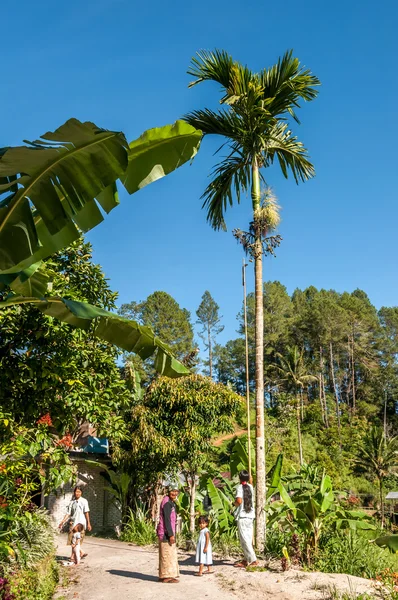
[120, 507, 157, 546]
[99, 467, 131, 525]
[119, 291, 195, 380]
[269, 469, 376, 562]
[206, 477, 235, 535]
[5, 556, 59, 600]
[128, 375, 242, 475]
[313, 531, 398, 579]
[196, 291, 224, 376]
[0, 118, 201, 276]
[0, 240, 131, 437]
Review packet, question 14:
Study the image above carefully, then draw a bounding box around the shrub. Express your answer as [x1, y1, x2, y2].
[313, 531, 398, 579]
[120, 508, 157, 546]
[6, 556, 58, 600]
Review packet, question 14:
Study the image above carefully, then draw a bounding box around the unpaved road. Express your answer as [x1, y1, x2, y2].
[54, 535, 236, 600]
[54, 535, 376, 600]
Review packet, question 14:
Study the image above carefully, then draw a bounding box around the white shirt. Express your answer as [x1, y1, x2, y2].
[67, 497, 89, 529]
[71, 531, 81, 546]
[235, 483, 255, 519]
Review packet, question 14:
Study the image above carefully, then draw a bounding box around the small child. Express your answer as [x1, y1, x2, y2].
[71, 523, 84, 565]
[195, 515, 213, 576]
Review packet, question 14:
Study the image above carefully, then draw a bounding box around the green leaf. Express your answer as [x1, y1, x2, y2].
[0, 295, 190, 378]
[374, 534, 398, 552]
[230, 436, 255, 478]
[122, 120, 202, 194]
[267, 453, 283, 497]
[0, 119, 202, 276]
[206, 477, 234, 533]
[0, 119, 128, 273]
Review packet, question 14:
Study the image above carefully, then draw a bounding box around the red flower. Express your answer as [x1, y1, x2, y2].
[56, 434, 73, 449]
[37, 413, 53, 427]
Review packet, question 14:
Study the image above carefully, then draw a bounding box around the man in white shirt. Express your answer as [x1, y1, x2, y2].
[59, 486, 92, 559]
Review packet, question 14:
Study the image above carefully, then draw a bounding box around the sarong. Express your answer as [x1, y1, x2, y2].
[238, 517, 257, 564]
[158, 540, 180, 579]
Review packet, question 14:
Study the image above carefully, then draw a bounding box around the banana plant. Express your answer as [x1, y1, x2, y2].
[206, 477, 235, 535]
[268, 473, 375, 561]
[0, 118, 202, 376]
[230, 435, 283, 497]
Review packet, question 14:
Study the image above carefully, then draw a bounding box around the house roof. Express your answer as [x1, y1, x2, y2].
[386, 492, 398, 499]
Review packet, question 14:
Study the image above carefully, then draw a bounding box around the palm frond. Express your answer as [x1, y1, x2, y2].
[183, 108, 243, 140]
[259, 50, 321, 122]
[265, 122, 315, 183]
[201, 152, 251, 231]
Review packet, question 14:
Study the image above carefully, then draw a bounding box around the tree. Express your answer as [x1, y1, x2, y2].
[271, 346, 317, 466]
[0, 239, 130, 439]
[196, 291, 224, 378]
[127, 375, 241, 537]
[355, 427, 398, 527]
[184, 49, 319, 546]
[119, 291, 195, 380]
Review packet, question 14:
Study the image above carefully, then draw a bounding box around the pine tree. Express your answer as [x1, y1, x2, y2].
[196, 291, 224, 378]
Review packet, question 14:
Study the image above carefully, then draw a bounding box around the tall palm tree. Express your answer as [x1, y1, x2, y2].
[356, 427, 398, 527]
[272, 346, 317, 466]
[184, 49, 320, 545]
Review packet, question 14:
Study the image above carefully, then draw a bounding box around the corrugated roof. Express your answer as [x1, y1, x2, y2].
[386, 492, 398, 499]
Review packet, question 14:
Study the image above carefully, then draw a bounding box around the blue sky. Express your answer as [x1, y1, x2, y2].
[3, 0, 397, 351]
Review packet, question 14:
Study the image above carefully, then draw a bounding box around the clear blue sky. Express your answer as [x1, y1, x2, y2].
[3, 0, 397, 351]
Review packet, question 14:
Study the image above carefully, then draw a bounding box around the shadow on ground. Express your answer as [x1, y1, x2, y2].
[107, 569, 158, 582]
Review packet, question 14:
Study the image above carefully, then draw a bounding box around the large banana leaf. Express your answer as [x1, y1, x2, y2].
[0, 294, 189, 378]
[0, 119, 202, 276]
[206, 477, 234, 533]
[122, 120, 202, 194]
[267, 453, 283, 498]
[374, 534, 398, 552]
[230, 435, 255, 478]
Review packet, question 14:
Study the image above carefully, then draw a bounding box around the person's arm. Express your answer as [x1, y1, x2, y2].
[162, 501, 175, 544]
[84, 499, 92, 531]
[204, 531, 210, 553]
[235, 484, 243, 507]
[58, 504, 72, 528]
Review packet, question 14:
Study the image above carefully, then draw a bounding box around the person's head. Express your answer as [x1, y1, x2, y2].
[239, 470, 250, 485]
[198, 515, 209, 530]
[168, 487, 179, 502]
[73, 485, 83, 499]
[239, 471, 253, 513]
[73, 523, 84, 533]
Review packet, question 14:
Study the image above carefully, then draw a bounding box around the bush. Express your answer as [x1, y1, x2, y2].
[6, 556, 58, 600]
[120, 508, 157, 546]
[11, 510, 55, 569]
[314, 531, 398, 579]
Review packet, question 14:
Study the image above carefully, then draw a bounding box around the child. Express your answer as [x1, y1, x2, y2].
[71, 523, 84, 565]
[195, 515, 213, 576]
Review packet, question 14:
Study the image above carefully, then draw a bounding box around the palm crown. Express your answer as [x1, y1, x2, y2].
[184, 49, 320, 230]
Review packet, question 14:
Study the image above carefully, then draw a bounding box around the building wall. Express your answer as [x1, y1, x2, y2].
[45, 457, 121, 531]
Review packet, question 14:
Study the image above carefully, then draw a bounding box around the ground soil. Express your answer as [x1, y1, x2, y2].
[54, 535, 377, 600]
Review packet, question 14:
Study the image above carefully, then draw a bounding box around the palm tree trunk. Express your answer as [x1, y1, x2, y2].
[189, 472, 197, 536]
[252, 158, 266, 548]
[296, 392, 304, 466]
[208, 323, 213, 379]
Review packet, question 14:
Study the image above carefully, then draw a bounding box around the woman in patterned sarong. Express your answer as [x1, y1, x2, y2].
[156, 486, 180, 583]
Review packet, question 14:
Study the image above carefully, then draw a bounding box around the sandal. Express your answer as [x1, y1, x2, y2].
[162, 578, 179, 583]
[194, 573, 203, 577]
[234, 561, 247, 568]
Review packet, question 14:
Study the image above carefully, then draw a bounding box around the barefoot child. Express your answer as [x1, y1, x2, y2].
[71, 524, 84, 565]
[195, 516, 213, 576]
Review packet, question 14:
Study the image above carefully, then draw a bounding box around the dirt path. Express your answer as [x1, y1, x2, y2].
[54, 535, 236, 600]
[54, 536, 377, 600]
[213, 429, 246, 447]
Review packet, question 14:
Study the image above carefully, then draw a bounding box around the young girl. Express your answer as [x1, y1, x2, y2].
[195, 515, 213, 576]
[71, 523, 84, 565]
[234, 470, 258, 568]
